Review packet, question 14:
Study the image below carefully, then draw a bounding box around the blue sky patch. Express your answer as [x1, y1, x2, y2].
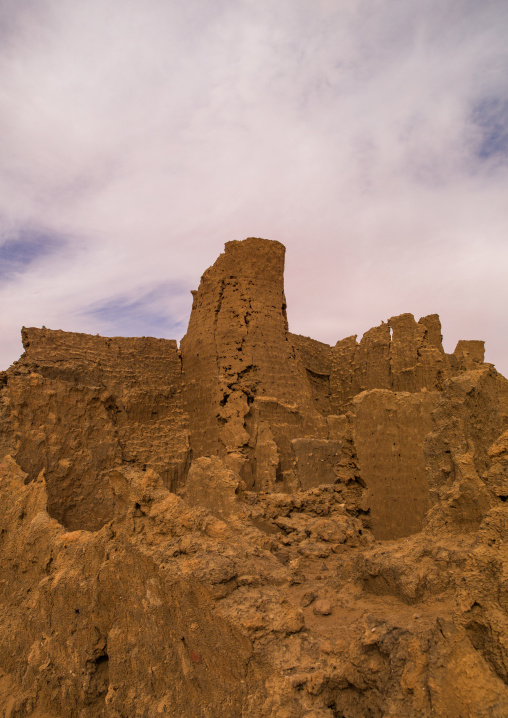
[471, 97, 508, 161]
[0, 227, 67, 282]
[83, 282, 190, 339]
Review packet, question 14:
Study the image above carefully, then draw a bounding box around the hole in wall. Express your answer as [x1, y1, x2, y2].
[85, 650, 109, 702]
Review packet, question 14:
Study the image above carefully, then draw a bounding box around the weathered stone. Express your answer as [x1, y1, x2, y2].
[313, 599, 332, 616]
[180, 238, 325, 491]
[289, 333, 332, 415]
[352, 389, 439, 540]
[291, 438, 342, 490]
[450, 339, 486, 372]
[3, 329, 189, 530]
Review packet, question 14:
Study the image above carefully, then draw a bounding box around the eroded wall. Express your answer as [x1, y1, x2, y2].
[1, 329, 189, 530]
[352, 389, 439, 540]
[0, 238, 496, 541]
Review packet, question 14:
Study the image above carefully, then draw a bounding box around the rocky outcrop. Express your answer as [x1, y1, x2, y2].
[1, 237, 508, 717]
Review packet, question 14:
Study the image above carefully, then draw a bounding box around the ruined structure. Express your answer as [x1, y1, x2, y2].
[1, 237, 508, 717]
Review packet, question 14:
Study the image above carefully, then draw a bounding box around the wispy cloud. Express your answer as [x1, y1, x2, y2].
[82, 282, 190, 338]
[0, 226, 67, 282]
[471, 97, 508, 163]
[1, 0, 507, 374]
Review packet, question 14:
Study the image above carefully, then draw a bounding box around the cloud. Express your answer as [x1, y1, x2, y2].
[0, 226, 67, 283]
[471, 97, 508, 163]
[82, 282, 190, 338]
[0, 0, 507, 375]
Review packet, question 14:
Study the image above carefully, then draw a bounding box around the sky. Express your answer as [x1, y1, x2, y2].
[1, 0, 508, 375]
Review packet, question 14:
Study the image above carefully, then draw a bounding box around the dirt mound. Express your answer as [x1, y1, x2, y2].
[1, 237, 507, 716]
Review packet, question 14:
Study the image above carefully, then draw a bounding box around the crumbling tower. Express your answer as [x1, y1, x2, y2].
[181, 237, 326, 491]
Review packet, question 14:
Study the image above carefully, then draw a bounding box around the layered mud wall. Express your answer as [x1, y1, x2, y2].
[352, 389, 439, 540]
[2, 329, 189, 530]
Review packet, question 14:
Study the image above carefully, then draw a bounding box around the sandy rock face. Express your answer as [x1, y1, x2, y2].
[1, 237, 508, 717]
[3, 330, 189, 531]
[180, 238, 325, 491]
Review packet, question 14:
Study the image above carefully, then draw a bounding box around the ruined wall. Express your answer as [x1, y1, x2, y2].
[330, 314, 445, 411]
[328, 314, 487, 414]
[424, 366, 508, 507]
[1, 237, 508, 717]
[1, 329, 189, 530]
[289, 333, 332, 415]
[352, 389, 439, 540]
[288, 312, 495, 540]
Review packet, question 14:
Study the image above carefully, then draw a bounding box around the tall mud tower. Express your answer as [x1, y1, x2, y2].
[181, 238, 325, 491]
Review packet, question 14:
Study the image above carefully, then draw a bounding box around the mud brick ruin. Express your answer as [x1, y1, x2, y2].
[1, 237, 508, 717]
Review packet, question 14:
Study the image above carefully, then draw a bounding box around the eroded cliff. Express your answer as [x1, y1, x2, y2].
[1, 237, 507, 717]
